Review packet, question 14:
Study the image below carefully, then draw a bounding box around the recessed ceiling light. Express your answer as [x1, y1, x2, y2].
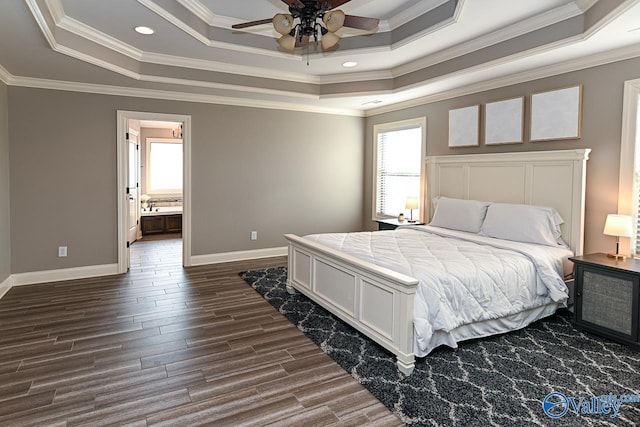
[629, 26, 640, 33]
[362, 100, 383, 106]
[342, 61, 358, 68]
[134, 26, 155, 35]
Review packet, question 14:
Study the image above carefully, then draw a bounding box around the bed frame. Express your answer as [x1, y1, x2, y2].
[285, 149, 590, 375]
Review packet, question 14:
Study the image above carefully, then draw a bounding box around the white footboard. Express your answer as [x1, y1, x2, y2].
[284, 234, 419, 375]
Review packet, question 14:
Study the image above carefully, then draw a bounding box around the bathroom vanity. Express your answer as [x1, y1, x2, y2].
[141, 206, 183, 235]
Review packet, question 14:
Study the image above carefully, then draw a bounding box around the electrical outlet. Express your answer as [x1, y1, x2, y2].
[250, 231, 258, 241]
[58, 246, 68, 257]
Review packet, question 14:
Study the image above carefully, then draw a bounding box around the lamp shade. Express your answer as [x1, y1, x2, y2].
[405, 196, 419, 210]
[277, 34, 296, 51]
[273, 14, 294, 35]
[323, 10, 345, 33]
[603, 214, 633, 237]
[321, 31, 340, 50]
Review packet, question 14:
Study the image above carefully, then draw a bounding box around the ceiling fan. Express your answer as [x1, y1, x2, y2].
[232, 0, 380, 51]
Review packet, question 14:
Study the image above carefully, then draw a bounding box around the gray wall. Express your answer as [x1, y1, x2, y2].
[365, 57, 640, 255]
[0, 81, 9, 283]
[8, 88, 364, 273]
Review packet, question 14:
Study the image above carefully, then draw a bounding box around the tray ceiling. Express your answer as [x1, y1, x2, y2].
[0, 0, 639, 115]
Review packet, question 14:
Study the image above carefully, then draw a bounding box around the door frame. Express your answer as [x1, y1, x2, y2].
[117, 110, 192, 273]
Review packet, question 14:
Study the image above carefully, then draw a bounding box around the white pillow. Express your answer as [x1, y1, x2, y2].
[480, 203, 564, 246]
[429, 197, 491, 233]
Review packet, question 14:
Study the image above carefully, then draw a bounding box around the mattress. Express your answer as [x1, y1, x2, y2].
[304, 225, 573, 355]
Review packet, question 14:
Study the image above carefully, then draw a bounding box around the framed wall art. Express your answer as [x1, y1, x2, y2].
[485, 96, 524, 145]
[448, 105, 479, 148]
[530, 85, 582, 142]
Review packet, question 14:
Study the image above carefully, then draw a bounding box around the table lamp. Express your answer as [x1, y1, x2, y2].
[603, 214, 632, 259]
[405, 196, 419, 223]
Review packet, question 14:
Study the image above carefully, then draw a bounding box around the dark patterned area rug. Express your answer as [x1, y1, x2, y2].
[240, 267, 640, 426]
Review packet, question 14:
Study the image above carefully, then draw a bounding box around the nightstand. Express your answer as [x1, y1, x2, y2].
[376, 218, 425, 231]
[569, 253, 640, 348]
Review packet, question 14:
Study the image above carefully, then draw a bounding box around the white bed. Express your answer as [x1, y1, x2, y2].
[284, 149, 590, 375]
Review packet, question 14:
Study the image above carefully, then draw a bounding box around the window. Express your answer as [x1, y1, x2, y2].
[146, 138, 183, 194]
[373, 118, 426, 220]
[618, 79, 640, 255]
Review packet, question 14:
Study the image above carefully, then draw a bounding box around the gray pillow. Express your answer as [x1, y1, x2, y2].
[429, 197, 491, 233]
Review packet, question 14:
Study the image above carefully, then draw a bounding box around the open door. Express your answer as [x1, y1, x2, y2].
[127, 129, 140, 269]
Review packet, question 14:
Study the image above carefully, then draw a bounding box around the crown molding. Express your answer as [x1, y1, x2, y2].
[6, 74, 364, 117]
[387, 0, 450, 29]
[137, 0, 210, 45]
[582, 0, 639, 39]
[142, 52, 317, 83]
[138, 0, 300, 59]
[24, 1, 386, 98]
[141, 73, 320, 99]
[29, 0, 316, 84]
[318, 68, 393, 85]
[176, 0, 216, 25]
[57, 14, 143, 60]
[365, 43, 640, 116]
[392, 1, 584, 78]
[389, 1, 460, 51]
[46, 0, 65, 23]
[29, 0, 604, 93]
[53, 45, 319, 99]
[25, 0, 58, 50]
[575, 0, 599, 12]
[3, 41, 639, 120]
[56, 45, 140, 79]
[0, 64, 11, 85]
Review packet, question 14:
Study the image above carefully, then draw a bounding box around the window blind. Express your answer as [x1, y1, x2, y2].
[635, 170, 640, 255]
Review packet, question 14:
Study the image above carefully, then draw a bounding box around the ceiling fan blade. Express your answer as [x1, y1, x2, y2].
[324, 0, 351, 10]
[280, 0, 304, 6]
[296, 35, 310, 48]
[232, 18, 273, 29]
[343, 15, 380, 31]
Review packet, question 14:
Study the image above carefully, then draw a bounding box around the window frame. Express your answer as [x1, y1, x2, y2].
[371, 117, 427, 222]
[145, 137, 183, 196]
[617, 78, 640, 256]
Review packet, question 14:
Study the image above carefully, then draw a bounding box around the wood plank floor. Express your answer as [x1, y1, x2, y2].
[0, 235, 402, 426]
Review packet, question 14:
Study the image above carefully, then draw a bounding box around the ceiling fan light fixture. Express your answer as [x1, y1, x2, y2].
[273, 14, 294, 35]
[323, 10, 345, 33]
[277, 34, 297, 51]
[321, 31, 340, 50]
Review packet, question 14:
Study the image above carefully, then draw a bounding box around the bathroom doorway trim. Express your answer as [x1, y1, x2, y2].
[116, 110, 192, 273]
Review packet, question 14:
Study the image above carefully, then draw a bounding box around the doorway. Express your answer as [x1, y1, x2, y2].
[117, 111, 192, 273]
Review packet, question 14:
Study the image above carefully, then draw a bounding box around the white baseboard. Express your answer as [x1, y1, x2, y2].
[190, 247, 287, 266]
[11, 264, 120, 287]
[1, 248, 286, 296]
[0, 275, 12, 299]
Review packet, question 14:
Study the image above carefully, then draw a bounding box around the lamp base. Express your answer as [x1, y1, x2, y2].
[408, 220, 416, 223]
[607, 253, 628, 260]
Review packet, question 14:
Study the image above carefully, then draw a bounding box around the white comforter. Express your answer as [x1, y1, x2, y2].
[304, 225, 572, 354]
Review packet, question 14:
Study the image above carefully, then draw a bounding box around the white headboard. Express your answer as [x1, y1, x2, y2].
[426, 149, 591, 255]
